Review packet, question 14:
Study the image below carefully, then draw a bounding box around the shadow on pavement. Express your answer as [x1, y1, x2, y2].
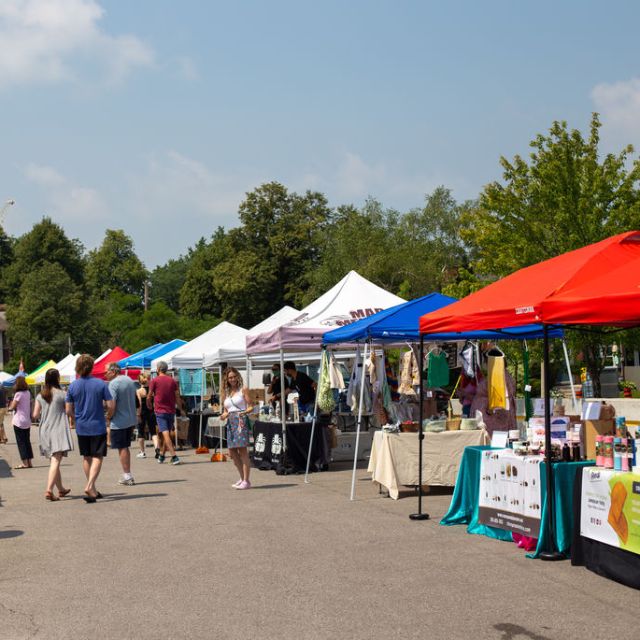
[250, 484, 297, 490]
[0, 529, 24, 539]
[102, 492, 168, 501]
[494, 623, 553, 640]
[0, 458, 13, 478]
[134, 479, 187, 486]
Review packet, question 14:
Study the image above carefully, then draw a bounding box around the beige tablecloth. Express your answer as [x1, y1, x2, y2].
[367, 429, 489, 499]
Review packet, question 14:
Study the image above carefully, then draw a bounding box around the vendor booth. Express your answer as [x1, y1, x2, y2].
[246, 271, 404, 474]
[420, 230, 640, 584]
[322, 292, 560, 501]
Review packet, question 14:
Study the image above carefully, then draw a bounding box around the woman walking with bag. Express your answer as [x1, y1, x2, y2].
[34, 369, 73, 501]
[220, 367, 253, 490]
[9, 376, 33, 469]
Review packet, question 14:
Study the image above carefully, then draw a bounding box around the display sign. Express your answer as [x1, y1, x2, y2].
[478, 449, 542, 537]
[580, 468, 640, 556]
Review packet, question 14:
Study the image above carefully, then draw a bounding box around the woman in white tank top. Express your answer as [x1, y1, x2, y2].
[220, 367, 253, 489]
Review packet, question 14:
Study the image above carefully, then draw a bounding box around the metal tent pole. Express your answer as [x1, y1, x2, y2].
[410, 336, 429, 520]
[304, 348, 324, 483]
[539, 325, 563, 560]
[198, 367, 204, 449]
[350, 341, 369, 501]
[561, 339, 578, 413]
[280, 349, 287, 465]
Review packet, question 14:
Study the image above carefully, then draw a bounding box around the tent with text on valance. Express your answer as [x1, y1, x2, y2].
[246, 271, 405, 354]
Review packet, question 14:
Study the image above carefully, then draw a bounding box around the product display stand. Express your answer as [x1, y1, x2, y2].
[539, 325, 564, 561]
[410, 336, 429, 521]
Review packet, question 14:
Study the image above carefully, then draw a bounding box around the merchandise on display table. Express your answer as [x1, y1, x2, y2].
[441, 445, 594, 558]
[477, 448, 543, 538]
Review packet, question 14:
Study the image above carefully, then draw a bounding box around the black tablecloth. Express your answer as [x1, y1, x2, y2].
[252, 419, 329, 473]
[571, 468, 640, 589]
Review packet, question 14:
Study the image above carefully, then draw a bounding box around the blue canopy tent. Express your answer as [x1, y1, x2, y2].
[318, 292, 565, 505]
[1, 370, 25, 388]
[118, 339, 187, 370]
[323, 293, 563, 344]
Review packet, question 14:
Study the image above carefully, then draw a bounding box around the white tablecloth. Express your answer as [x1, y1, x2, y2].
[367, 429, 489, 499]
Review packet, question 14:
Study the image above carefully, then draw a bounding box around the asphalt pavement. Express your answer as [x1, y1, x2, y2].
[0, 423, 637, 640]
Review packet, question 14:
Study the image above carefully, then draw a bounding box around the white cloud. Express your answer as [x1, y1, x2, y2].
[24, 162, 109, 221]
[591, 77, 640, 148]
[0, 0, 154, 89]
[294, 151, 442, 207]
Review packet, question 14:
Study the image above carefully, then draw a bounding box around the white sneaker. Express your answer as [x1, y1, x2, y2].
[118, 476, 135, 486]
[232, 479, 243, 488]
[136, 452, 146, 458]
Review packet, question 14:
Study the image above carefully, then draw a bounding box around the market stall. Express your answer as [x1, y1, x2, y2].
[92, 347, 139, 380]
[368, 429, 489, 499]
[421, 230, 640, 567]
[321, 292, 559, 502]
[246, 271, 404, 471]
[441, 445, 593, 556]
[118, 339, 187, 370]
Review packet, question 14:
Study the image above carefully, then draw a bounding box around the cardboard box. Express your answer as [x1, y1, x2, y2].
[583, 419, 615, 460]
[248, 388, 266, 404]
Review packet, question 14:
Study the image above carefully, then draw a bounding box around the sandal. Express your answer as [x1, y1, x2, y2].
[58, 488, 71, 498]
[83, 491, 97, 503]
[45, 491, 60, 502]
[14, 464, 28, 470]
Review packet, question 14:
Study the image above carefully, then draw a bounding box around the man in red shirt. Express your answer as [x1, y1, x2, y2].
[146, 361, 185, 465]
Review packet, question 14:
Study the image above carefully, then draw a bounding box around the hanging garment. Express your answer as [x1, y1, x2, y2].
[470, 372, 516, 435]
[347, 351, 372, 414]
[398, 350, 420, 395]
[317, 351, 336, 413]
[427, 351, 449, 388]
[459, 341, 476, 377]
[487, 354, 507, 410]
[328, 353, 345, 390]
[385, 358, 399, 402]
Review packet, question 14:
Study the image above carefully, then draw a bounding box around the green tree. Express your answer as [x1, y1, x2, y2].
[0, 227, 14, 301]
[86, 229, 147, 300]
[462, 114, 640, 394]
[6, 263, 89, 369]
[3, 217, 85, 301]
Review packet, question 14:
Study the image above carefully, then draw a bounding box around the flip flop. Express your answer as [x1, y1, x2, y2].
[13, 464, 28, 469]
[95, 492, 104, 499]
[83, 490, 98, 503]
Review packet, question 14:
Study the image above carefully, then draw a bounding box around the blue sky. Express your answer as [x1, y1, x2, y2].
[2, 0, 639, 267]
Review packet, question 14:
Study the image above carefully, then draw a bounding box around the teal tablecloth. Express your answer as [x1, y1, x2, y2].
[440, 445, 594, 558]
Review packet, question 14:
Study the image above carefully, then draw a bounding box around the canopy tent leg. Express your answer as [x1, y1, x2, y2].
[540, 325, 563, 560]
[304, 348, 323, 484]
[410, 336, 429, 520]
[561, 339, 579, 413]
[198, 367, 204, 449]
[280, 349, 288, 466]
[350, 341, 369, 501]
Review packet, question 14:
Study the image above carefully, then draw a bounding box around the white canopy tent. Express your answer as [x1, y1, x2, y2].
[150, 321, 247, 371]
[34, 353, 80, 384]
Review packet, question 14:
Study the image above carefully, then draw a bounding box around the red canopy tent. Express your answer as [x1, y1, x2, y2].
[418, 230, 640, 557]
[419, 231, 640, 334]
[91, 346, 140, 380]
